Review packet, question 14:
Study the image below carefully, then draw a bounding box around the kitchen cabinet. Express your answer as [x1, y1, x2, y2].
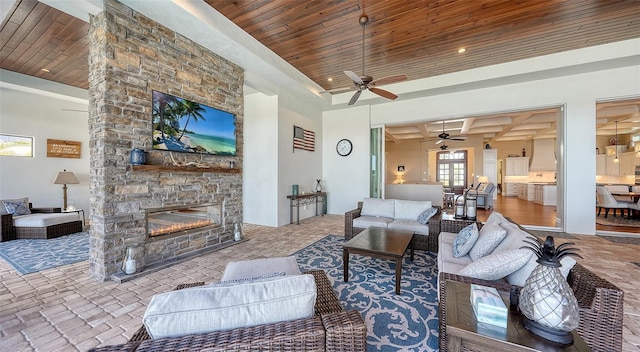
[504, 182, 518, 196]
[518, 183, 535, 201]
[533, 184, 557, 206]
[596, 155, 606, 176]
[619, 152, 636, 176]
[606, 155, 620, 176]
[506, 157, 529, 176]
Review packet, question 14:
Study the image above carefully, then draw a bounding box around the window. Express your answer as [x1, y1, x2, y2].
[437, 150, 467, 192]
[0, 134, 34, 157]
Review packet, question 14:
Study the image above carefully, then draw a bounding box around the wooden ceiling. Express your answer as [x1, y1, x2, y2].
[0, 0, 638, 143]
[208, 0, 640, 92]
[2, 0, 639, 93]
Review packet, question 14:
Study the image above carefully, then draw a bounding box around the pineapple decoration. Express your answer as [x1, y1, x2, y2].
[518, 236, 582, 345]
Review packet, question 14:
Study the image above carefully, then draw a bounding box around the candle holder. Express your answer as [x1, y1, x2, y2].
[122, 244, 146, 275]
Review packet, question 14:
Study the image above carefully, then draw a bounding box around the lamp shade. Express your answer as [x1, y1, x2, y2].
[477, 175, 489, 183]
[53, 170, 79, 184]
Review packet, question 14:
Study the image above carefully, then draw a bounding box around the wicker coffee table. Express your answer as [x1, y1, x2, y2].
[343, 226, 414, 294]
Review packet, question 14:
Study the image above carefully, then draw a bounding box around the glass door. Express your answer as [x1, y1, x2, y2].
[370, 127, 383, 198]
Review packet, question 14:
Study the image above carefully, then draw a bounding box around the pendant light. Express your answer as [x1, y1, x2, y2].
[613, 121, 619, 163]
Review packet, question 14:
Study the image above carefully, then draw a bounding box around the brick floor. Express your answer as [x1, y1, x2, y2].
[0, 214, 638, 351]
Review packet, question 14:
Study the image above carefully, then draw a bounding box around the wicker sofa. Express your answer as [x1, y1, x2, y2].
[345, 200, 442, 251]
[437, 218, 624, 352]
[89, 270, 367, 352]
[0, 202, 82, 241]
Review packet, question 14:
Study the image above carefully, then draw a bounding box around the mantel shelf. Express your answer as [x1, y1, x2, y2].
[131, 165, 241, 173]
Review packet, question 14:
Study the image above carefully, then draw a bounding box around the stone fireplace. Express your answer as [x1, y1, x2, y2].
[88, 0, 244, 281]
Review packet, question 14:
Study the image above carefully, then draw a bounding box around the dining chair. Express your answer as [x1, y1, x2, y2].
[595, 186, 633, 218]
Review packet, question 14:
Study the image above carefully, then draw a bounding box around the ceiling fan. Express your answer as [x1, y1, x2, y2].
[328, 13, 407, 105]
[434, 121, 467, 144]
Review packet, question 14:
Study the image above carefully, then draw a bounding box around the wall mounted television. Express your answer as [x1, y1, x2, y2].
[152, 90, 237, 156]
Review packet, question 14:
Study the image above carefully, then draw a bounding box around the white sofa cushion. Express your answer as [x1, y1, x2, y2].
[507, 256, 576, 287]
[353, 216, 394, 229]
[485, 211, 507, 225]
[469, 222, 507, 261]
[221, 256, 301, 282]
[13, 213, 80, 227]
[394, 200, 432, 220]
[387, 219, 429, 234]
[361, 198, 395, 218]
[491, 220, 530, 254]
[458, 248, 533, 280]
[143, 274, 317, 339]
[453, 223, 479, 257]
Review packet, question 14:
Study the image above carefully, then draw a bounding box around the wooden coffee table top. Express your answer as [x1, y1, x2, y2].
[343, 226, 414, 257]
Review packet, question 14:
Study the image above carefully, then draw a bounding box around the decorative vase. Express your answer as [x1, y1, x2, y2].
[130, 148, 146, 165]
[518, 236, 581, 345]
[122, 244, 145, 275]
[316, 179, 322, 192]
[292, 184, 299, 195]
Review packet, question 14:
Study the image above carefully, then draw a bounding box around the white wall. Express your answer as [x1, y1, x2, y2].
[243, 92, 278, 226]
[276, 93, 324, 226]
[0, 83, 90, 214]
[323, 105, 371, 214]
[322, 65, 640, 235]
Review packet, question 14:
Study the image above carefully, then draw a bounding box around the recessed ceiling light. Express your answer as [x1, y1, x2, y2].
[327, 77, 333, 82]
[458, 48, 466, 54]
[41, 68, 51, 72]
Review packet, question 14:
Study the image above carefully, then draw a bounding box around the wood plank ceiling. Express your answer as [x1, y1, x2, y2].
[208, 0, 640, 92]
[0, 0, 638, 142]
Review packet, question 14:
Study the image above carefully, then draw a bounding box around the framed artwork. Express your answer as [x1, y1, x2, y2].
[0, 134, 33, 157]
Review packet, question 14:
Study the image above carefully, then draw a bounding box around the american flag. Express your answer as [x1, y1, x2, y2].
[293, 126, 315, 152]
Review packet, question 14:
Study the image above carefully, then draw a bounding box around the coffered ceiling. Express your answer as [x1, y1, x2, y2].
[1, 0, 639, 143]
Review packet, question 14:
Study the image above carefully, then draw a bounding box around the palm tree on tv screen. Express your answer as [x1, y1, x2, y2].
[176, 100, 206, 140]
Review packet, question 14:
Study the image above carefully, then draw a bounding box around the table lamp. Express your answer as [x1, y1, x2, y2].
[53, 169, 79, 211]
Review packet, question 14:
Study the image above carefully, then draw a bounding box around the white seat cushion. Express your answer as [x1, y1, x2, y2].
[221, 256, 301, 282]
[361, 198, 395, 218]
[353, 216, 393, 229]
[13, 213, 80, 227]
[394, 200, 432, 220]
[143, 274, 317, 339]
[387, 219, 429, 234]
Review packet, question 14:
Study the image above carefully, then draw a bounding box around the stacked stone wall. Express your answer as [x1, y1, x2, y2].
[88, 0, 243, 281]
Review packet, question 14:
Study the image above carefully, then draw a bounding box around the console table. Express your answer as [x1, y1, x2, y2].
[287, 192, 326, 225]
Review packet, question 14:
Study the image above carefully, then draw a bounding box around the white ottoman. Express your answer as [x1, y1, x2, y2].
[221, 256, 301, 282]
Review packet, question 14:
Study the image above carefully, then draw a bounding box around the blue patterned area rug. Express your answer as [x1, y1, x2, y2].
[292, 234, 439, 352]
[0, 232, 89, 274]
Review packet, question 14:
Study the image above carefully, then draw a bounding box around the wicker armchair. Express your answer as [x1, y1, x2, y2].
[344, 201, 442, 251]
[89, 270, 367, 352]
[438, 220, 624, 352]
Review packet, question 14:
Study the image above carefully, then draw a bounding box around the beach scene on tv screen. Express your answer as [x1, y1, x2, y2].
[152, 91, 236, 156]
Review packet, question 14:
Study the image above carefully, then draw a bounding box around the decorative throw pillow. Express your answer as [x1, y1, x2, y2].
[416, 207, 438, 224]
[458, 248, 533, 280]
[469, 222, 507, 261]
[452, 223, 479, 257]
[143, 274, 317, 339]
[3, 198, 31, 216]
[507, 255, 576, 287]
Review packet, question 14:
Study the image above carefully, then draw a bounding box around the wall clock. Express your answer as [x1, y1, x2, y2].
[336, 139, 353, 156]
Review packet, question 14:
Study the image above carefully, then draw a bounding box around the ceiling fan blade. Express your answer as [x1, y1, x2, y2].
[321, 86, 355, 94]
[370, 74, 408, 86]
[435, 139, 443, 144]
[344, 71, 364, 85]
[348, 90, 362, 105]
[369, 87, 398, 100]
[450, 136, 467, 141]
